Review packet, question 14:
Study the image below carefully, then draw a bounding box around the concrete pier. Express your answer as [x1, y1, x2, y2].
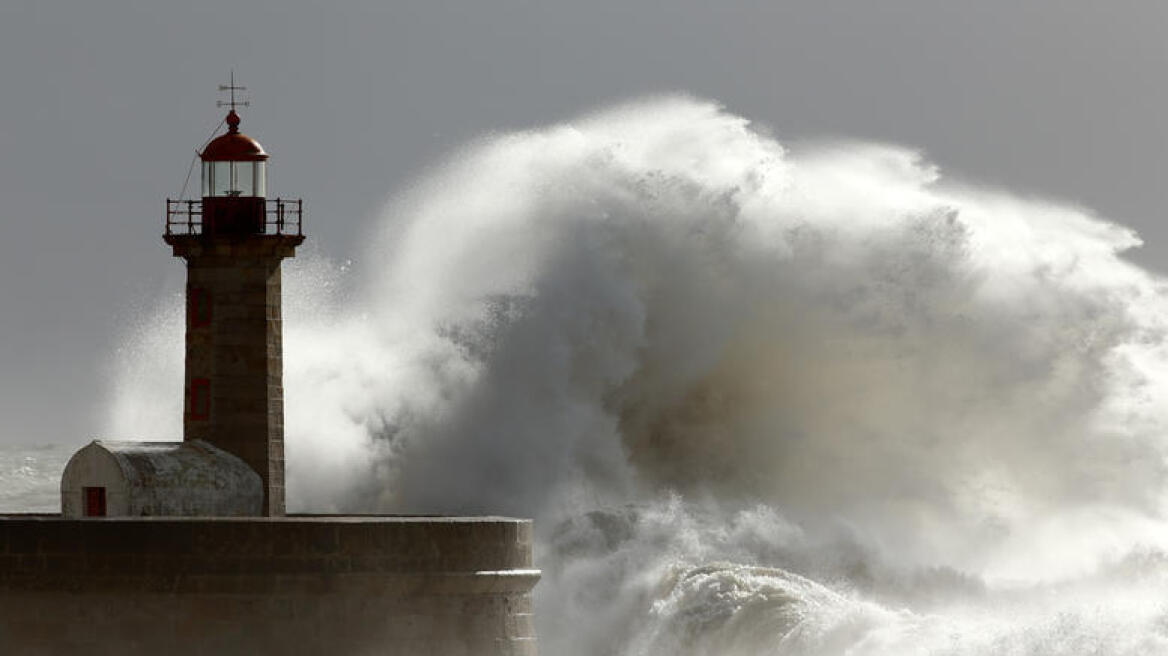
[0, 515, 539, 655]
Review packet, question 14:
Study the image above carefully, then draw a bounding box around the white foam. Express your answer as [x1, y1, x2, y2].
[101, 96, 1168, 654]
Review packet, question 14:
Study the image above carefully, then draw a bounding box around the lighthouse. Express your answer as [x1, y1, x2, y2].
[30, 77, 539, 655]
[162, 80, 303, 516]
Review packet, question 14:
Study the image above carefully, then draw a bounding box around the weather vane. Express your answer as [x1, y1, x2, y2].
[217, 70, 249, 112]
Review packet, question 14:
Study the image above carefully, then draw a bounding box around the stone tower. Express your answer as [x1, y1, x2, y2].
[163, 99, 303, 516]
[6, 78, 540, 655]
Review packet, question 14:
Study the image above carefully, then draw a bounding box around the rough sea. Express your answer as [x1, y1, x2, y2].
[11, 97, 1168, 655]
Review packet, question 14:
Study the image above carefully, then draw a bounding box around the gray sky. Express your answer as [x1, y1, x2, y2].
[0, 1, 1165, 445]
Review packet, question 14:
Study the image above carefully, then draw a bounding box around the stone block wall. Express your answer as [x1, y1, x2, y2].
[0, 515, 538, 655]
[166, 234, 303, 517]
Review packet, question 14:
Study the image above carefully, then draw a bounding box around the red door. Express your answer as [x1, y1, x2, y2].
[83, 487, 106, 517]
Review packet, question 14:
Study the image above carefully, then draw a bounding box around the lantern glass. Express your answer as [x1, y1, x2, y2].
[202, 161, 266, 197]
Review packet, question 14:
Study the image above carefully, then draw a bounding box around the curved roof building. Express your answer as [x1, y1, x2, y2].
[60, 440, 262, 518]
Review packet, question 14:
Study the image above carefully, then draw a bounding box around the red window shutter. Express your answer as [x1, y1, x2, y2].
[189, 287, 212, 327]
[84, 487, 106, 517]
[190, 378, 211, 420]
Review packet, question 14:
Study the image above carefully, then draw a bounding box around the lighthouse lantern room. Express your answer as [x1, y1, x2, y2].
[198, 109, 269, 234]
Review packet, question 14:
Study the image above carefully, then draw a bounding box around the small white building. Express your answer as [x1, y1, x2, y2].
[61, 440, 262, 518]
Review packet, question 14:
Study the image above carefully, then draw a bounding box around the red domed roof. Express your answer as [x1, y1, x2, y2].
[200, 110, 268, 162]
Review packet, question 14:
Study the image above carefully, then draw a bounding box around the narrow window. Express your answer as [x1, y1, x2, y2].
[202, 161, 212, 197]
[189, 287, 212, 327]
[189, 378, 211, 420]
[83, 487, 106, 517]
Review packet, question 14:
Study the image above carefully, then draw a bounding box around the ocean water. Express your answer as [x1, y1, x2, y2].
[16, 97, 1168, 654]
[0, 444, 71, 513]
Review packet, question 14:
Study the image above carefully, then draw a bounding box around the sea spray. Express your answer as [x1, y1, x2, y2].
[103, 97, 1168, 654]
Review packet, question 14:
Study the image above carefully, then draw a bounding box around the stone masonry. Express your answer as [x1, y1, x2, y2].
[164, 235, 303, 517]
[0, 515, 539, 655]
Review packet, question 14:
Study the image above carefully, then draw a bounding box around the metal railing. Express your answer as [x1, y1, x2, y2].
[164, 198, 303, 236]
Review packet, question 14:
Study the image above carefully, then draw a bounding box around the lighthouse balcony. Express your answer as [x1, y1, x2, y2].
[165, 198, 303, 237]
